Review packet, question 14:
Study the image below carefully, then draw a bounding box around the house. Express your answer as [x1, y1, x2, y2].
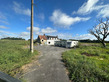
[46, 35, 59, 45]
[37, 34, 47, 45]
[37, 34, 59, 45]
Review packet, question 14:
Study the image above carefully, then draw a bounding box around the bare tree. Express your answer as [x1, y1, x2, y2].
[89, 18, 109, 47]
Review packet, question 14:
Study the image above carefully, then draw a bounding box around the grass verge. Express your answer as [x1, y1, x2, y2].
[0, 40, 38, 76]
[62, 43, 109, 82]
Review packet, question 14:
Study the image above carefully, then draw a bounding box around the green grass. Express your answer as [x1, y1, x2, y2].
[62, 43, 109, 82]
[0, 40, 38, 76]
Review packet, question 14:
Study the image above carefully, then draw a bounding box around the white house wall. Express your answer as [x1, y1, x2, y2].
[47, 40, 60, 45]
[47, 40, 55, 45]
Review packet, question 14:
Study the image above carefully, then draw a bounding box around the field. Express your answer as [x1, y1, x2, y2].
[62, 43, 109, 82]
[0, 40, 38, 76]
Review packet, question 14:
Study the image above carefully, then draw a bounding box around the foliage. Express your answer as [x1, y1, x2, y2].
[69, 39, 109, 43]
[1, 37, 25, 40]
[62, 43, 109, 82]
[0, 40, 38, 76]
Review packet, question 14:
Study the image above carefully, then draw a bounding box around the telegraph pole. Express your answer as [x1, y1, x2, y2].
[30, 0, 34, 53]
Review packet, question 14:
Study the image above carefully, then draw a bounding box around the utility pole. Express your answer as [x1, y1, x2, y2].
[30, 0, 34, 53]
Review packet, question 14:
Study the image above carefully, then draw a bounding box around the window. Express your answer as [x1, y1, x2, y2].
[67, 42, 71, 45]
[48, 42, 50, 44]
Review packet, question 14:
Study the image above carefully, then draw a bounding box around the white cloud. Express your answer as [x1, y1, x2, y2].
[0, 26, 57, 40]
[0, 20, 9, 25]
[73, 34, 96, 40]
[19, 32, 30, 39]
[0, 34, 9, 39]
[0, 12, 7, 20]
[26, 27, 40, 36]
[0, 30, 16, 39]
[0, 12, 9, 25]
[0, 26, 9, 29]
[75, 0, 99, 15]
[73, 0, 109, 17]
[38, 13, 45, 21]
[18, 26, 57, 39]
[36, 32, 42, 35]
[50, 10, 90, 27]
[41, 27, 57, 34]
[106, 36, 109, 41]
[13, 1, 31, 16]
[73, 33, 109, 41]
[27, 27, 40, 32]
[0, 30, 15, 35]
[57, 33, 73, 39]
[97, 5, 109, 17]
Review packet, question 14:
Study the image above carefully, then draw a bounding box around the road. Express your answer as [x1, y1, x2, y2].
[22, 45, 70, 82]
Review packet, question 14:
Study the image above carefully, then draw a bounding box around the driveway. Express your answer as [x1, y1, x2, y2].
[22, 45, 70, 82]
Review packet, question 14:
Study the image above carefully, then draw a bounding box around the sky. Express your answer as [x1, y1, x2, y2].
[0, 0, 109, 40]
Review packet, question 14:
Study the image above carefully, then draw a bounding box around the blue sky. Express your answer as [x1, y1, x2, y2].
[0, 0, 109, 40]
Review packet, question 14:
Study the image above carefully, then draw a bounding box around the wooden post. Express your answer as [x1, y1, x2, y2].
[30, 0, 34, 53]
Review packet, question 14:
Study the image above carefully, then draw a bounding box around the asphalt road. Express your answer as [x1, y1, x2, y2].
[23, 45, 70, 82]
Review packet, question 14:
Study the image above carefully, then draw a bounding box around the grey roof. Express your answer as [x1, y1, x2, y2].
[46, 35, 58, 39]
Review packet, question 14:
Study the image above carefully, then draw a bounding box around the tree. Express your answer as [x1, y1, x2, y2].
[89, 18, 109, 47]
[1, 37, 25, 40]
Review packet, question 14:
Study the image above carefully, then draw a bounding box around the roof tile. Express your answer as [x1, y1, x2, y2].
[39, 35, 47, 40]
